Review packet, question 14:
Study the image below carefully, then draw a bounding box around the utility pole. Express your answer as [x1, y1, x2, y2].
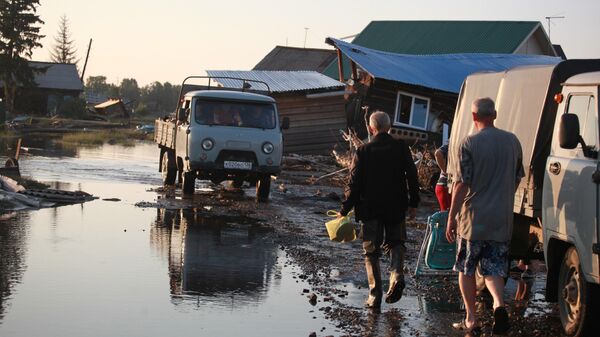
[545, 16, 565, 41]
[303, 27, 309, 48]
[80, 38, 93, 82]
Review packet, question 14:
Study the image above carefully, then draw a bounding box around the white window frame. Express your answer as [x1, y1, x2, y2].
[393, 91, 430, 131]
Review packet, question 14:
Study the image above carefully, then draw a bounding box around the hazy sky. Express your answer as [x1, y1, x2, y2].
[32, 0, 600, 86]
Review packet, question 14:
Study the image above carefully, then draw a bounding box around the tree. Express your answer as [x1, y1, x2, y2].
[85, 75, 118, 97]
[119, 78, 140, 104]
[49, 14, 77, 65]
[0, 0, 45, 119]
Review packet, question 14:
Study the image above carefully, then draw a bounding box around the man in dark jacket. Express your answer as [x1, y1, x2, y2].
[339, 111, 420, 310]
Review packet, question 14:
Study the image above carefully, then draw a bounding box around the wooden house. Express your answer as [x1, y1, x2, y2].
[0, 62, 83, 118]
[323, 21, 562, 144]
[325, 38, 560, 144]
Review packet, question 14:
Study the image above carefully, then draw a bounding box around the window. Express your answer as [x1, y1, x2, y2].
[195, 100, 276, 129]
[394, 92, 430, 130]
[566, 94, 598, 155]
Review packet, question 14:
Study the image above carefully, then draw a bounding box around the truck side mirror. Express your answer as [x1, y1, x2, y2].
[281, 117, 290, 130]
[559, 113, 581, 149]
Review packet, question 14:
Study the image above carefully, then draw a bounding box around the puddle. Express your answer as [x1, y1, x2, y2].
[0, 140, 336, 337]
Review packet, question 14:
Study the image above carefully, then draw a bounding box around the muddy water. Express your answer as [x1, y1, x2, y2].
[0, 140, 334, 337]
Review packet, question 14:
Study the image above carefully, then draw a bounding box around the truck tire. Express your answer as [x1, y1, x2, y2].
[256, 174, 271, 202]
[182, 171, 196, 195]
[558, 247, 596, 337]
[162, 150, 176, 185]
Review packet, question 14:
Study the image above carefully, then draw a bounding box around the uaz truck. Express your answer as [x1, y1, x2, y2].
[448, 60, 600, 337]
[154, 76, 289, 201]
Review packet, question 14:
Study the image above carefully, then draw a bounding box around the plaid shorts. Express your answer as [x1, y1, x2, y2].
[453, 237, 509, 277]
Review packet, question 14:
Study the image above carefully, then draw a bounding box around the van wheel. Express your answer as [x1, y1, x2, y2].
[558, 247, 596, 337]
[161, 150, 176, 185]
[256, 174, 271, 202]
[182, 171, 196, 195]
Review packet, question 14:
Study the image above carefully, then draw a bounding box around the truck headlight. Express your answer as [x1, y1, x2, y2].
[201, 138, 214, 151]
[262, 142, 274, 154]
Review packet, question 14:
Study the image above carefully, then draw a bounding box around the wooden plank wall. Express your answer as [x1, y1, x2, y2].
[276, 93, 347, 154]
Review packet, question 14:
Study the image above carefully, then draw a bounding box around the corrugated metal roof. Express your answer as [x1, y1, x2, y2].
[326, 38, 560, 94]
[355, 21, 540, 54]
[205, 70, 344, 93]
[323, 20, 546, 79]
[30, 62, 83, 91]
[253, 46, 337, 72]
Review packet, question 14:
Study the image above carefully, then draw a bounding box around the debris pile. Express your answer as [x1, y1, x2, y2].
[0, 175, 96, 211]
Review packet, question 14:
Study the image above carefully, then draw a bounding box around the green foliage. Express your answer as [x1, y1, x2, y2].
[119, 78, 140, 103]
[0, 0, 45, 118]
[85, 77, 181, 116]
[49, 14, 78, 65]
[61, 129, 151, 147]
[57, 96, 86, 118]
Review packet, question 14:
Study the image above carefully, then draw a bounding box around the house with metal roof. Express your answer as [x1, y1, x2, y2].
[206, 70, 346, 154]
[0, 62, 84, 118]
[253, 46, 337, 73]
[326, 37, 560, 143]
[324, 20, 560, 80]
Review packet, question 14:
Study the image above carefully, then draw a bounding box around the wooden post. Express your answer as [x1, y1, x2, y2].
[336, 49, 344, 83]
[80, 38, 93, 82]
[14, 138, 21, 160]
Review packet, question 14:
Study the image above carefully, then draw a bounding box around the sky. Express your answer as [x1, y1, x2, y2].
[32, 0, 600, 87]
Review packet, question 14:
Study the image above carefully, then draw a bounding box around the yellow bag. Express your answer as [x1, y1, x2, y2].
[325, 210, 357, 243]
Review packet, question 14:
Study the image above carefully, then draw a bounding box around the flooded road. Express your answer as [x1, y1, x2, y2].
[0, 140, 335, 337]
[0, 139, 564, 336]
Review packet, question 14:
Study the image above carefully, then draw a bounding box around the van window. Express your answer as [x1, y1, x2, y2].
[195, 100, 276, 129]
[567, 94, 597, 154]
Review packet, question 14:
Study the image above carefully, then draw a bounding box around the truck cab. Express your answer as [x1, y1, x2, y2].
[155, 77, 289, 201]
[544, 72, 600, 336]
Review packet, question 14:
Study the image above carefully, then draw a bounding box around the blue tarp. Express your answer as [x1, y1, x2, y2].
[326, 37, 561, 94]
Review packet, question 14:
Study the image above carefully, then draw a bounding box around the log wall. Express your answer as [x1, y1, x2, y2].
[276, 93, 347, 154]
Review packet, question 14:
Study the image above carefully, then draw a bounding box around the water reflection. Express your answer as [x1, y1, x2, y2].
[153, 208, 277, 308]
[0, 212, 30, 321]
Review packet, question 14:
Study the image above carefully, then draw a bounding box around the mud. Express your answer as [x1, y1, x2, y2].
[138, 157, 564, 337]
[0, 140, 566, 337]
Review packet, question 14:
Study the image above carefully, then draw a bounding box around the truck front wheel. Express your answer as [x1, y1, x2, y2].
[182, 171, 196, 195]
[558, 247, 597, 337]
[256, 174, 271, 202]
[161, 151, 176, 185]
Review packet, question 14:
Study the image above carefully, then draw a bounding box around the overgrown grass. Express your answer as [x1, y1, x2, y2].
[61, 129, 153, 147]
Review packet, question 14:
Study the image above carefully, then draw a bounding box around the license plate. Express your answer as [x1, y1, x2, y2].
[224, 161, 252, 170]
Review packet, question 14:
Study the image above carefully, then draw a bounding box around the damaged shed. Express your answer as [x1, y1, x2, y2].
[326, 37, 560, 144]
[206, 70, 345, 154]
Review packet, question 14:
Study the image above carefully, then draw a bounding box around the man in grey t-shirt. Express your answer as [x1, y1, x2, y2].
[446, 97, 524, 335]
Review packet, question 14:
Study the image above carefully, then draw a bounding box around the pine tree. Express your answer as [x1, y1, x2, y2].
[50, 14, 77, 64]
[0, 0, 44, 119]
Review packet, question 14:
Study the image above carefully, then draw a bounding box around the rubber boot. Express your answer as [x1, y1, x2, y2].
[364, 256, 382, 310]
[385, 245, 406, 304]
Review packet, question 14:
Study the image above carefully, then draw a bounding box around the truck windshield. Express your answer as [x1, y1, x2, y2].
[194, 100, 276, 129]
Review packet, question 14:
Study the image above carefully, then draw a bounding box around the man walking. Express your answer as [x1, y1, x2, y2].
[446, 98, 524, 334]
[339, 111, 420, 311]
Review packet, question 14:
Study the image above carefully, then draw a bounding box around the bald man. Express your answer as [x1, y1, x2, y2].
[339, 111, 420, 311]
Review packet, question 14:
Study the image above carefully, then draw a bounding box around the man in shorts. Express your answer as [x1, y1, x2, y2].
[446, 97, 524, 334]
